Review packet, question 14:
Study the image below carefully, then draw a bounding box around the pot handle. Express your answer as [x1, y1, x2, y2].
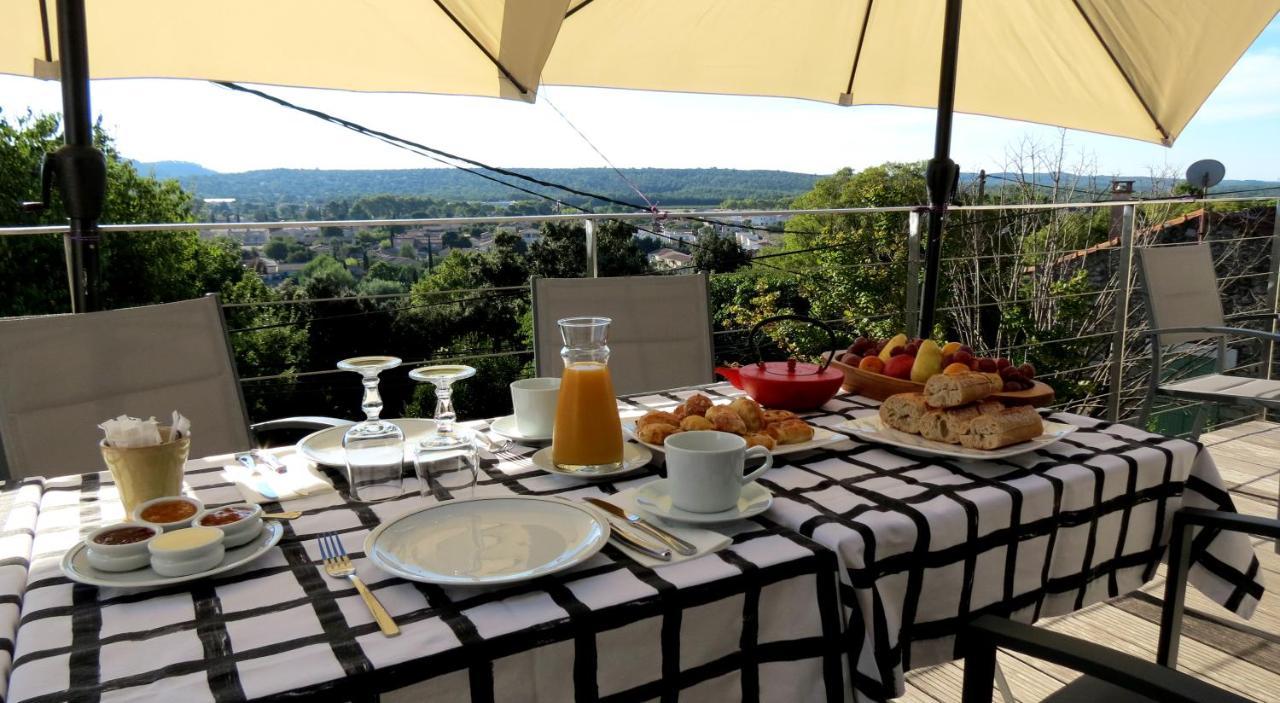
[746, 314, 840, 373]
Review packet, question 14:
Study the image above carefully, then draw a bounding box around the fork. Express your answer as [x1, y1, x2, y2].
[318, 532, 399, 637]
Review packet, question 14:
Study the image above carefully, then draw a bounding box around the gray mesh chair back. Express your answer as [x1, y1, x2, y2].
[1137, 244, 1225, 346]
[532, 275, 714, 396]
[0, 296, 251, 480]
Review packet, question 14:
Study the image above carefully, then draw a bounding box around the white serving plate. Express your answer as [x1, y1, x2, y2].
[298, 418, 436, 467]
[531, 443, 653, 481]
[622, 422, 840, 457]
[364, 496, 609, 586]
[61, 521, 283, 588]
[489, 415, 553, 443]
[837, 416, 1078, 460]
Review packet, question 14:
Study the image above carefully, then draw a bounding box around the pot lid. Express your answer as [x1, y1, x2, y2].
[742, 358, 843, 383]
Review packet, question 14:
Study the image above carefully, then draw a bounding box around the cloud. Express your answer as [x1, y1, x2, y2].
[1195, 49, 1280, 122]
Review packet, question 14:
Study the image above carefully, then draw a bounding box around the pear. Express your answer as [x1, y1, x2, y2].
[878, 333, 909, 362]
[910, 339, 944, 383]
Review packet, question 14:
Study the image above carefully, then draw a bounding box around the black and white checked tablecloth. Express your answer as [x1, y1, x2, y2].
[0, 479, 42, 703]
[5, 426, 849, 701]
[616, 383, 1265, 701]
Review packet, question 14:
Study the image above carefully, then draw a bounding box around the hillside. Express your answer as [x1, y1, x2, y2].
[134, 164, 824, 207]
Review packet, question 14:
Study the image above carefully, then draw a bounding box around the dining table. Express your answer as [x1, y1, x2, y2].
[1, 381, 1266, 703]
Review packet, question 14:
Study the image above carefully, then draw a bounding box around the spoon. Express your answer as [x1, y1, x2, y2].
[262, 511, 302, 520]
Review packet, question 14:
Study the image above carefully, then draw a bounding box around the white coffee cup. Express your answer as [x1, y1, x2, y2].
[510, 377, 561, 437]
[663, 431, 773, 513]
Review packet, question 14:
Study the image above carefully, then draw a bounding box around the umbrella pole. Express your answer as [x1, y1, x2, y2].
[53, 0, 106, 312]
[918, 0, 963, 338]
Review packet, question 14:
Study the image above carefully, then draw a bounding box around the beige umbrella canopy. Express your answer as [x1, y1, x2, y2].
[543, 0, 1279, 146]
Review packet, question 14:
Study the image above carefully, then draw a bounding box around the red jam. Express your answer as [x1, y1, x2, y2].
[140, 500, 197, 524]
[199, 506, 255, 526]
[93, 526, 155, 546]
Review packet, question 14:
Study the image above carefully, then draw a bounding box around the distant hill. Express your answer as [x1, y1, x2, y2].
[961, 172, 1280, 198]
[133, 164, 824, 207]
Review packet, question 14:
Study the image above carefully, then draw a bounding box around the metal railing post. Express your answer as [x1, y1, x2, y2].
[905, 209, 923, 334]
[1266, 201, 1280, 382]
[584, 218, 598, 278]
[1107, 204, 1137, 422]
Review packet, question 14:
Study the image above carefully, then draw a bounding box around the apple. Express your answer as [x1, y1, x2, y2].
[883, 354, 915, 379]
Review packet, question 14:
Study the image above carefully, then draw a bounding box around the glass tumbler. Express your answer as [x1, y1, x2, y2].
[413, 440, 479, 501]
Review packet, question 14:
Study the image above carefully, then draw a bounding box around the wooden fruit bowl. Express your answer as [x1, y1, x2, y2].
[823, 353, 1055, 407]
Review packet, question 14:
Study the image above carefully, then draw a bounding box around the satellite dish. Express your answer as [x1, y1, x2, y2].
[1186, 159, 1225, 191]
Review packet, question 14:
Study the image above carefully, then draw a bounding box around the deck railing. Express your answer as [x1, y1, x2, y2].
[3, 196, 1278, 437]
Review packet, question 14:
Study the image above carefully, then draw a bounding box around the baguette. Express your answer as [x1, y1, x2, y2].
[879, 392, 929, 434]
[958, 406, 1044, 450]
[917, 400, 1004, 444]
[923, 372, 1000, 408]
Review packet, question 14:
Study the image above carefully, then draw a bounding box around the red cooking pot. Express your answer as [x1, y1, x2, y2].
[715, 315, 845, 410]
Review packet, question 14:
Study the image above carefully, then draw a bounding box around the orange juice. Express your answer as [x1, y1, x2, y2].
[552, 362, 624, 467]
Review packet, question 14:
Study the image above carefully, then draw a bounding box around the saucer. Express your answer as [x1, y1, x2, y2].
[531, 443, 653, 481]
[490, 415, 553, 443]
[634, 479, 773, 524]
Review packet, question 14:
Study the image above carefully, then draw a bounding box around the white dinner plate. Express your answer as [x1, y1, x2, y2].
[490, 415, 553, 443]
[364, 496, 610, 586]
[837, 416, 1078, 460]
[61, 521, 283, 589]
[634, 479, 773, 524]
[297, 418, 437, 467]
[622, 422, 841, 457]
[531, 443, 654, 481]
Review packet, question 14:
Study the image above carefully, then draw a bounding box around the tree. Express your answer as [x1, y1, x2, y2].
[692, 232, 751, 273]
[399, 243, 416, 259]
[264, 237, 290, 260]
[0, 110, 242, 316]
[529, 220, 650, 278]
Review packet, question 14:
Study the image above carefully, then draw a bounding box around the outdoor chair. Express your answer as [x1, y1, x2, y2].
[1137, 243, 1280, 439]
[532, 274, 715, 396]
[0, 295, 342, 481]
[961, 507, 1280, 703]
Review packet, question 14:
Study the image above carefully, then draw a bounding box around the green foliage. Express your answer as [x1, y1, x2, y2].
[529, 220, 650, 278]
[692, 232, 752, 273]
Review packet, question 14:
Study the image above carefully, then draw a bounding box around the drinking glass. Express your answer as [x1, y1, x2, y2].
[338, 356, 405, 502]
[409, 364, 477, 449]
[413, 439, 480, 501]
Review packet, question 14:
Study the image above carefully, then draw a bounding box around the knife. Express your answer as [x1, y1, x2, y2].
[605, 519, 672, 561]
[586, 497, 698, 556]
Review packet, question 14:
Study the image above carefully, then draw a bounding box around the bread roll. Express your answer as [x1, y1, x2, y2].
[923, 373, 1000, 408]
[729, 397, 766, 432]
[917, 400, 1004, 444]
[958, 406, 1044, 450]
[681, 393, 713, 417]
[879, 393, 929, 434]
[679, 415, 714, 431]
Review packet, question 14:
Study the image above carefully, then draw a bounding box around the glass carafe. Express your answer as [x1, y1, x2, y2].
[551, 317, 624, 474]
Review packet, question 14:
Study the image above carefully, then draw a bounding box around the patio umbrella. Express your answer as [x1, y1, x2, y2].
[540, 0, 1280, 334]
[2, 0, 570, 311]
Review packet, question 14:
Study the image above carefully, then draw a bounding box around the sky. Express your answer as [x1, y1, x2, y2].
[1, 17, 1277, 181]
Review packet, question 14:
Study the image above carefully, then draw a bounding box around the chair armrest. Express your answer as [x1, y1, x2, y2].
[250, 416, 350, 433]
[1175, 506, 1280, 541]
[1145, 326, 1280, 343]
[962, 615, 1249, 703]
[1227, 312, 1280, 324]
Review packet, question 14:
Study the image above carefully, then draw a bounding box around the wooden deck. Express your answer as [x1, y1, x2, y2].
[902, 420, 1280, 703]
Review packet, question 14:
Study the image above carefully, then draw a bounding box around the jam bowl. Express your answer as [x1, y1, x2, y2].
[148, 526, 225, 577]
[84, 523, 159, 572]
[195, 504, 263, 548]
[132, 495, 204, 532]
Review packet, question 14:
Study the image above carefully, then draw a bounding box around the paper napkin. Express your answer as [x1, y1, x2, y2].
[222, 451, 335, 504]
[600, 485, 732, 567]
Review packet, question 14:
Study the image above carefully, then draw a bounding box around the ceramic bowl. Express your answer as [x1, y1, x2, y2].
[195, 504, 264, 548]
[132, 495, 204, 532]
[84, 523, 159, 572]
[147, 526, 225, 577]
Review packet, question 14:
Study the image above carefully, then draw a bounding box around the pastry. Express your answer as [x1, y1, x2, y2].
[766, 418, 814, 445]
[635, 422, 681, 445]
[681, 393, 713, 417]
[879, 393, 930, 434]
[636, 410, 681, 429]
[705, 405, 747, 434]
[923, 372, 1000, 408]
[680, 415, 715, 432]
[744, 432, 776, 450]
[958, 406, 1044, 450]
[729, 397, 766, 432]
[762, 409, 798, 425]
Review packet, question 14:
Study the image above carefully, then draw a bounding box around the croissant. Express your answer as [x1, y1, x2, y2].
[743, 432, 776, 450]
[636, 411, 681, 429]
[635, 422, 681, 445]
[762, 409, 798, 425]
[705, 405, 747, 434]
[766, 419, 814, 445]
[729, 397, 766, 432]
[680, 415, 715, 432]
